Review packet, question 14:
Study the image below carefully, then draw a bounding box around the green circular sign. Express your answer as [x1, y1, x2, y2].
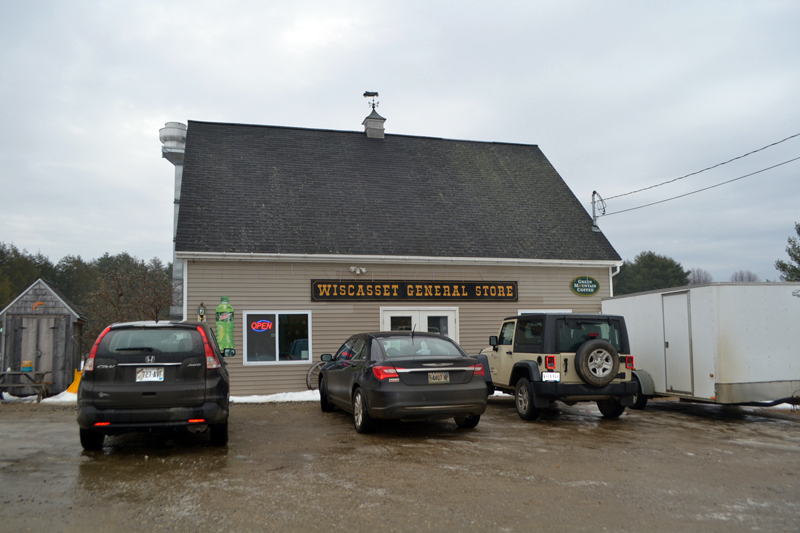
[571, 276, 600, 296]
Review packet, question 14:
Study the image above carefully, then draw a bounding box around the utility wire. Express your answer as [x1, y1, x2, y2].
[601, 155, 800, 217]
[604, 132, 800, 200]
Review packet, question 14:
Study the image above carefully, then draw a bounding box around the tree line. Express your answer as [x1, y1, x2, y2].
[0, 243, 176, 350]
[2, 223, 798, 342]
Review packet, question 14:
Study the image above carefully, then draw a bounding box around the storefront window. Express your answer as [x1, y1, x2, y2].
[243, 311, 311, 365]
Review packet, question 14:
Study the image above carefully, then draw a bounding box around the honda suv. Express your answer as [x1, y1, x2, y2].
[77, 321, 234, 450]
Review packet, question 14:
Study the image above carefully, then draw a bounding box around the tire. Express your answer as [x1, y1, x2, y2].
[79, 428, 104, 451]
[352, 388, 375, 434]
[597, 398, 626, 419]
[454, 414, 480, 429]
[574, 340, 620, 387]
[306, 361, 325, 390]
[514, 378, 542, 421]
[319, 376, 335, 413]
[631, 374, 648, 410]
[210, 421, 229, 446]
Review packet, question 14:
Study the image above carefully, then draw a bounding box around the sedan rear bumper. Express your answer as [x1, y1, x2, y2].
[366, 383, 488, 420]
[77, 401, 228, 430]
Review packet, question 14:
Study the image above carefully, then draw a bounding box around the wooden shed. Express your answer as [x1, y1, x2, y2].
[0, 278, 86, 397]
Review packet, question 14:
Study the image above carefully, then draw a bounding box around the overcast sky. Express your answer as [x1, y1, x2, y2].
[2, 1, 799, 282]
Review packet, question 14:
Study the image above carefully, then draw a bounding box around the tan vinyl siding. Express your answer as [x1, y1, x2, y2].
[186, 260, 612, 396]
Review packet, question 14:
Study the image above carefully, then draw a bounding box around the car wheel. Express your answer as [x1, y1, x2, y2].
[352, 388, 375, 434]
[597, 398, 626, 419]
[319, 376, 335, 412]
[454, 414, 480, 429]
[210, 421, 229, 446]
[574, 340, 620, 387]
[515, 378, 542, 421]
[79, 428, 104, 451]
[631, 374, 648, 410]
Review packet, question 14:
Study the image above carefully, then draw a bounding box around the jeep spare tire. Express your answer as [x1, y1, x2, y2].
[574, 339, 619, 387]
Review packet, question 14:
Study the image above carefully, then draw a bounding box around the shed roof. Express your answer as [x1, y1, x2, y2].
[0, 278, 87, 321]
[176, 120, 620, 262]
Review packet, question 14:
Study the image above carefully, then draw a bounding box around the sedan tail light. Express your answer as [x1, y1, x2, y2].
[468, 364, 485, 377]
[84, 326, 111, 372]
[372, 365, 399, 381]
[197, 327, 221, 370]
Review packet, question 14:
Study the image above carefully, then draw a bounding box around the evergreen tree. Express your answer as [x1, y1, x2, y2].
[614, 251, 689, 295]
[0, 243, 56, 308]
[775, 222, 800, 282]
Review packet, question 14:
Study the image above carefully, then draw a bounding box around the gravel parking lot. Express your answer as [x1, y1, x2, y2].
[1, 396, 799, 532]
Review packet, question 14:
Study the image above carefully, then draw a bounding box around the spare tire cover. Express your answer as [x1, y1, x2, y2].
[574, 339, 620, 387]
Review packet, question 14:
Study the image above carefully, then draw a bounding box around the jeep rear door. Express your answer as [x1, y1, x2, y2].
[88, 326, 207, 409]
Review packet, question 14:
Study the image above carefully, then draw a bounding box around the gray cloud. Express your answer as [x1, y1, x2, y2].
[1, 0, 799, 281]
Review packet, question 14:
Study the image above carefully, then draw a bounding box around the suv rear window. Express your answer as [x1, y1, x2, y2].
[556, 320, 623, 353]
[99, 328, 203, 356]
[379, 336, 465, 358]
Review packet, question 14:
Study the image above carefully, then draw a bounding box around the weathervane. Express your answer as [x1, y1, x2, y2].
[363, 91, 379, 110]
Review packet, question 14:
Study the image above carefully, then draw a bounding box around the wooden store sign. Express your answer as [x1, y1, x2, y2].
[311, 280, 518, 302]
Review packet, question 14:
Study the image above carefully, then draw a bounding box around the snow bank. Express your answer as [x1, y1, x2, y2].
[1, 389, 320, 404]
[231, 390, 319, 403]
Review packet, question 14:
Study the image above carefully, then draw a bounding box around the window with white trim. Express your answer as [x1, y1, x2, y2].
[243, 311, 311, 365]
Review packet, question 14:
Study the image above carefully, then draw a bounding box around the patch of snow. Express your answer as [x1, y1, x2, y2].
[231, 390, 319, 403]
[0, 392, 36, 403]
[42, 391, 78, 404]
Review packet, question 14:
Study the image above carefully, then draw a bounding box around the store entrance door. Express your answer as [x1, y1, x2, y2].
[380, 307, 459, 343]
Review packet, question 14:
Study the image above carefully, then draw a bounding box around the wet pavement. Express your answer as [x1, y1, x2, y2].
[1, 397, 799, 532]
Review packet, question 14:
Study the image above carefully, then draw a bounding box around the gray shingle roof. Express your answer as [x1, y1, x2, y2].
[176, 120, 620, 261]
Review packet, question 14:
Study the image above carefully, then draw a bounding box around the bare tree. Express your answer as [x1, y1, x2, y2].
[688, 268, 713, 285]
[82, 254, 175, 346]
[730, 270, 760, 282]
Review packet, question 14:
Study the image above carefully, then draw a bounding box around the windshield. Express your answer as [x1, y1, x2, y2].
[379, 336, 465, 358]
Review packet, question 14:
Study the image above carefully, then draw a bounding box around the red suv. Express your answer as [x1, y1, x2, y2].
[77, 321, 234, 450]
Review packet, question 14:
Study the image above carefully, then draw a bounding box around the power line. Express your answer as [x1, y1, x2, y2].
[601, 155, 800, 217]
[604, 131, 800, 201]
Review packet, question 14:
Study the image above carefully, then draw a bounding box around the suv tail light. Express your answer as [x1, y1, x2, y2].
[372, 365, 399, 380]
[545, 355, 556, 370]
[197, 327, 222, 370]
[625, 356, 635, 369]
[84, 326, 111, 372]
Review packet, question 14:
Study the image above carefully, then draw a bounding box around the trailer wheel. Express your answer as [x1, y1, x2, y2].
[574, 340, 619, 387]
[631, 374, 648, 410]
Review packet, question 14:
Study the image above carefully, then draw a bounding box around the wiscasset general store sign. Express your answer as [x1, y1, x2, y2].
[311, 280, 518, 302]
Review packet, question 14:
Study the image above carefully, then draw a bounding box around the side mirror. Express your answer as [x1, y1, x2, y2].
[321, 353, 333, 362]
[223, 348, 236, 357]
[489, 336, 498, 347]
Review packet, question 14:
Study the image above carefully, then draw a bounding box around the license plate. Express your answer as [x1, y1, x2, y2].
[428, 372, 450, 384]
[136, 367, 164, 382]
[542, 372, 560, 382]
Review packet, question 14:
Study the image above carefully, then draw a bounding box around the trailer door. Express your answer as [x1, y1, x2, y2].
[662, 292, 693, 394]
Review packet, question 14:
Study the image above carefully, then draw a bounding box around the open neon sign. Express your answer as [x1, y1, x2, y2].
[251, 319, 273, 332]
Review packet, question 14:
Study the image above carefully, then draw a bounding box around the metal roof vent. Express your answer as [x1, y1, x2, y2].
[159, 122, 187, 165]
[362, 92, 385, 139]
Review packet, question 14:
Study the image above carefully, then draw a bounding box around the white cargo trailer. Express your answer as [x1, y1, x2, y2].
[601, 283, 800, 407]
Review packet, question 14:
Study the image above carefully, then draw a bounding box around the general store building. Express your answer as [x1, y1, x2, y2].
[159, 108, 622, 395]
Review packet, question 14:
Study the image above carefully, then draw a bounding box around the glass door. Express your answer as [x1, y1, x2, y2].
[380, 307, 459, 342]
